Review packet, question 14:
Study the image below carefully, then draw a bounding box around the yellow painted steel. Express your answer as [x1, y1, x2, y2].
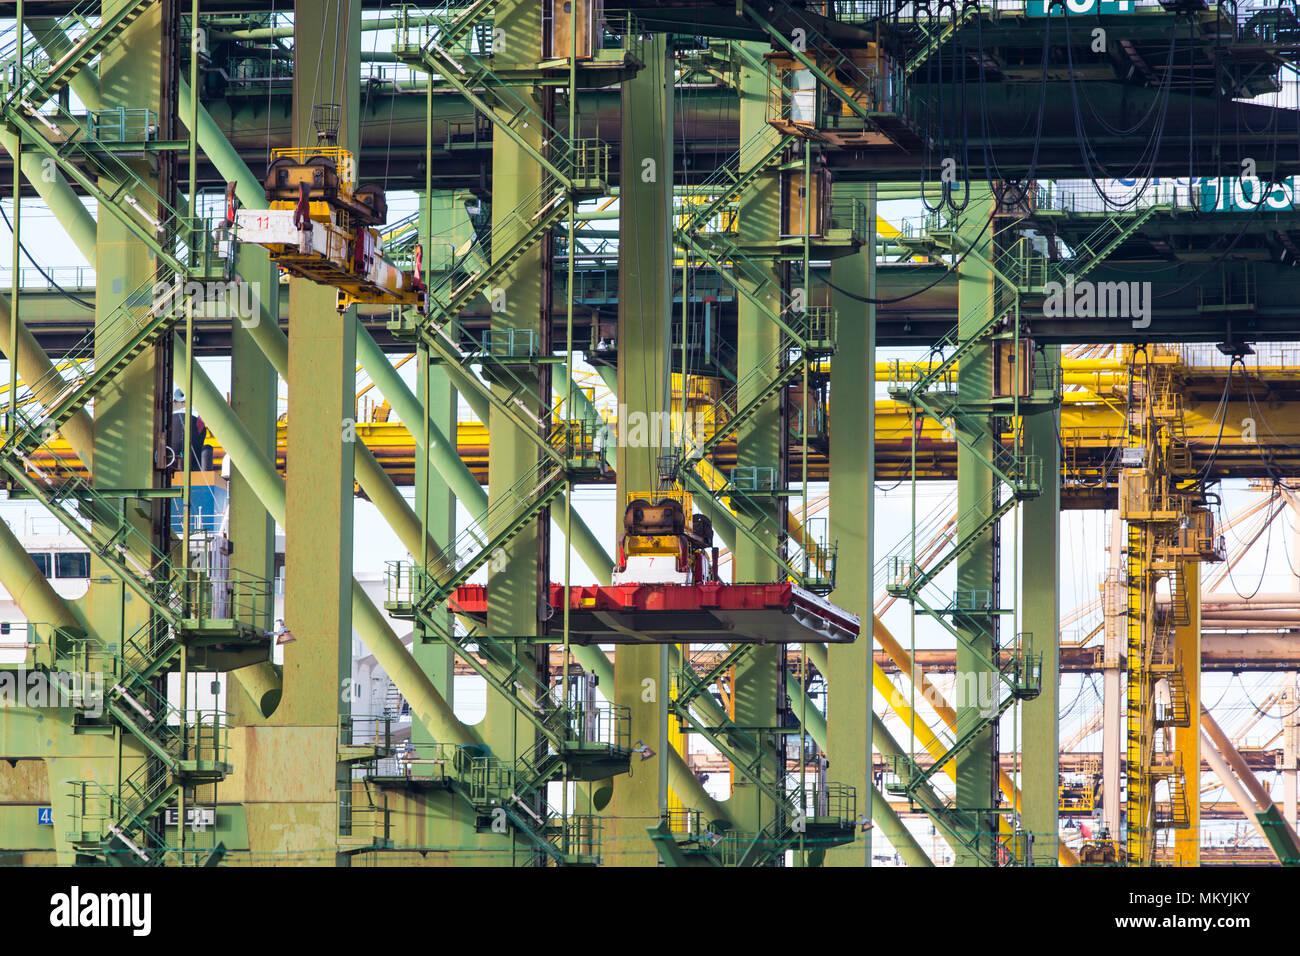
[1119, 345, 1219, 866]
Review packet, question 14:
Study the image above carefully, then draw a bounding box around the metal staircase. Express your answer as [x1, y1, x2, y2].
[399, 185, 573, 340]
[880, 616, 1041, 864]
[905, 206, 1161, 402]
[902, 3, 981, 78]
[62, 624, 229, 865]
[678, 130, 797, 239]
[1, 277, 198, 453]
[414, 455, 572, 613]
[744, 1, 882, 123]
[458, 732, 621, 866]
[393, 4, 607, 193]
[703, 783, 858, 866]
[0, 94, 223, 279]
[1, 0, 157, 111]
[881, 747, 1036, 866]
[884, 379, 1044, 603]
[674, 128, 813, 344]
[669, 129, 840, 590]
[343, 698, 629, 864]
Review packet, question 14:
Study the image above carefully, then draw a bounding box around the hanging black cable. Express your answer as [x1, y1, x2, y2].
[946, 0, 973, 213]
[974, 6, 1049, 204]
[820, 209, 996, 304]
[0, 202, 94, 310]
[1060, 10, 1180, 208]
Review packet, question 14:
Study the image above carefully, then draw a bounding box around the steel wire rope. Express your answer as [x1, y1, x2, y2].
[974, 5, 1052, 204]
[818, 207, 996, 304]
[1059, 10, 1180, 208]
[1240, 672, 1300, 720]
[0, 201, 94, 309]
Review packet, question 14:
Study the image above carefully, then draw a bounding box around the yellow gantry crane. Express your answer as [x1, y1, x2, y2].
[1119, 346, 1225, 865]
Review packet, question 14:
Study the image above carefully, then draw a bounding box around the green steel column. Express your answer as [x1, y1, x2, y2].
[1020, 347, 1060, 864]
[413, 354, 456, 708]
[825, 182, 876, 866]
[253, 0, 360, 866]
[413, 193, 458, 729]
[606, 32, 674, 865]
[954, 187, 997, 866]
[226, 243, 280, 724]
[725, 45, 783, 835]
[483, 0, 548, 865]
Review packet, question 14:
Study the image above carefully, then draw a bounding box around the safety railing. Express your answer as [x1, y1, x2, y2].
[185, 708, 232, 766]
[729, 465, 778, 493]
[826, 198, 869, 243]
[170, 568, 275, 632]
[481, 328, 537, 362]
[85, 106, 157, 142]
[570, 137, 611, 189]
[1174, 341, 1300, 370]
[461, 753, 515, 805]
[337, 788, 391, 846]
[66, 777, 143, 849]
[787, 782, 857, 826]
[338, 714, 397, 753]
[1004, 632, 1043, 700]
[596, 11, 646, 64]
[37, 627, 117, 682]
[366, 743, 459, 784]
[556, 814, 602, 863]
[385, 558, 425, 607]
[566, 700, 632, 751]
[0, 265, 96, 291]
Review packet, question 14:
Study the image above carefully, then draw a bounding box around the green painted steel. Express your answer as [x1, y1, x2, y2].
[725, 44, 786, 841]
[1021, 347, 1061, 864]
[604, 31, 675, 866]
[824, 182, 876, 866]
[952, 189, 1000, 867]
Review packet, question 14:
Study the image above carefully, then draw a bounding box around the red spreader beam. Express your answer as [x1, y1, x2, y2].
[449, 582, 859, 644]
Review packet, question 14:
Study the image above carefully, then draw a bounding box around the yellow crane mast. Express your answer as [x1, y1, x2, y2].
[1120, 346, 1225, 865]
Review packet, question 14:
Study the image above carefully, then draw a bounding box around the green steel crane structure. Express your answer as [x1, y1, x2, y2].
[1, 0, 1300, 868]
